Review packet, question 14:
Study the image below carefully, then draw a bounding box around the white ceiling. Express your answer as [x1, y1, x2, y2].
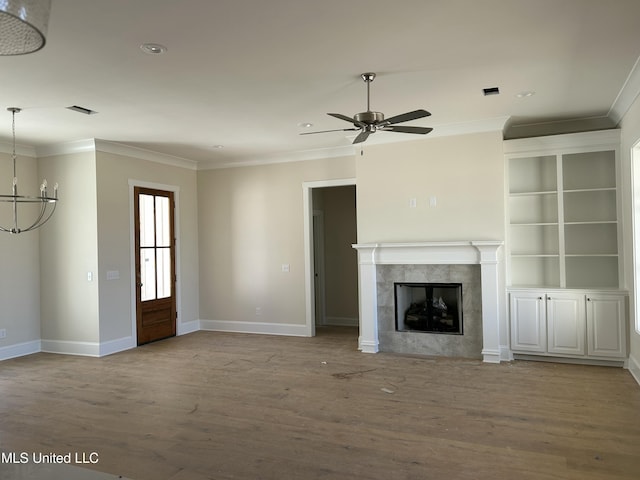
[2, 0, 640, 168]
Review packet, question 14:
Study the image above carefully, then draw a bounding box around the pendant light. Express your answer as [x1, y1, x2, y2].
[0, 107, 58, 234]
[0, 0, 52, 55]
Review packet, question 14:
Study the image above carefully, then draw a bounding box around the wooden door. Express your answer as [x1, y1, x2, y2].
[134, 187, 176, 345]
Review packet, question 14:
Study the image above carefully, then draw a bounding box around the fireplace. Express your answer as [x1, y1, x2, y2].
[395, 282, 463, 334]
[351, 241, 505, 363]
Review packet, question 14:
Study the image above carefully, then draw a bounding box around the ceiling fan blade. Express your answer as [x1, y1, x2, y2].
[328, 112, 356, 123]
[353, 130, 370, 144]
[328, 112, 366, 128]
[382, 109, 431, 126]
[383, 125, 433, 135]
[300, 128, 360, 136]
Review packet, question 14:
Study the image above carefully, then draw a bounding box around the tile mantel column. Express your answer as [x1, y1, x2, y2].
[352, 241, 504, 363]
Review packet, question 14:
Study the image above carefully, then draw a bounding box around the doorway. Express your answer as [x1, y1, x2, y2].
[134, 186, 177, 345]
[303, 179, 358, 341]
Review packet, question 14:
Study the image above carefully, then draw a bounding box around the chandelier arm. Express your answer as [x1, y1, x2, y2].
[20, 201, 56, 233]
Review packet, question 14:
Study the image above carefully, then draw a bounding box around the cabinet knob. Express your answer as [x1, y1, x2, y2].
[538, 297, 543, 300]
[587, 297, 591, 301]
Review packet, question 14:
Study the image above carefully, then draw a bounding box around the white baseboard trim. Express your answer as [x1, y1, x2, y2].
[41, 339, 101, 357]
[482, 349, 501, 364]
[323, 316, 358, 327]
[178, 319, 200, 336]
[628, 353, 640, 387]
[200, 319, 309, 337]
[0, 340, 41, 361]
[358, 338, 379, 353]
[500, 345, 514, 362]
[99, 336, 136, 357]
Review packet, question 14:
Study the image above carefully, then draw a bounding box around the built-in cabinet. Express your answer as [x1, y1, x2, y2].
[505, 130, 627, 362]
[510, 290, 626, 360]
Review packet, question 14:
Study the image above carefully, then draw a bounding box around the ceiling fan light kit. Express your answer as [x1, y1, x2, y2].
[301, 72, 433, 144]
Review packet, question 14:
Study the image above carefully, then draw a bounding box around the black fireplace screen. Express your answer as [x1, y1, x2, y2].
[394, 282, 463, 334]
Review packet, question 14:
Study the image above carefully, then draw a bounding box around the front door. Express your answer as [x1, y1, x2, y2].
[134, 187, 176, 345]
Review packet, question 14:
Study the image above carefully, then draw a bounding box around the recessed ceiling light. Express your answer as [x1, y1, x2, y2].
[213, 145, 224, 149]
[140, 43, 167, 55]
[516, 91, 536, 98]
[299, 122, 313, 128]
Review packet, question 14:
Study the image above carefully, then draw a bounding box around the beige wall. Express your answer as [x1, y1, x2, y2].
[95, 150, 199, 343]
[39, 151, 100, 344]
[356, 132, 505, 243]
[198, 156, 356, 327]
[0, 152, 41, 349]
[620, 94, 640, 373]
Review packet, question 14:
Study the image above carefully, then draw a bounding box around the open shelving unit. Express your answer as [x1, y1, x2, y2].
[505, 132, 621, 289]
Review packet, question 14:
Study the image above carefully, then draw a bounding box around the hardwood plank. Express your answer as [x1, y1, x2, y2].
[1, 327, 639, 480]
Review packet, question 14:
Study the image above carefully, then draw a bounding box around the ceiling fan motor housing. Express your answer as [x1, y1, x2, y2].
[354, 111, 385, 125]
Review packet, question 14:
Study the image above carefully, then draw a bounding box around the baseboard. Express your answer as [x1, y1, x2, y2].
[323, 316, 358, 327]
[200, 319, 308, 337]
[629, 353, 640, 387]
[41, 339, 100, 357]
[178, 319, 200, 336]
[500, 345, 514, 362]
[0, 340, 41, 361]
[99, 336, 135, 356]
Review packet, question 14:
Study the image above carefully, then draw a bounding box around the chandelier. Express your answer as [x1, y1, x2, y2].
[0, 108, 58, 234]
[0, 0, 51, 55]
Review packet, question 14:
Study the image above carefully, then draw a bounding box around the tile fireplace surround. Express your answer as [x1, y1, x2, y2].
[352, 241, 504, 363]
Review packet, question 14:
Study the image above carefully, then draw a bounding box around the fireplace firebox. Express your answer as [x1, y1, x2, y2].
[395, 283, 463, 334]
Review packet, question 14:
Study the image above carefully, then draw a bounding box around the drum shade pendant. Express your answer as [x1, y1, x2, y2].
[0, 0, 51, 55]
[0, 108, 58, 234]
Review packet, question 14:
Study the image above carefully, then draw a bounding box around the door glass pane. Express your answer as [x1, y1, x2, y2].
[140, 248, 156, 301]
[155, 196, 171, 247]
[157, 247, 171, 298]
[139, 194, 155, 248]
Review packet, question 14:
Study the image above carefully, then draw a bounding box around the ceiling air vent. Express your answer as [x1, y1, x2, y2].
[66, 105, 98, 115]
[483, 87, 500, 96]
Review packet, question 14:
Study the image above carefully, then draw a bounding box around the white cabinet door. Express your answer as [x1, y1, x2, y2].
[546, 293, 585, 355]
[510, 292, 546, 353]
[586, 294, 626, 358]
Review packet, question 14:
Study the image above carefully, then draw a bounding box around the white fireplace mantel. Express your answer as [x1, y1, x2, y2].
[352, 241, 504, 363]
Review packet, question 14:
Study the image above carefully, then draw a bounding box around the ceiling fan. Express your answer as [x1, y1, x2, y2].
[301, 72, 433, 144]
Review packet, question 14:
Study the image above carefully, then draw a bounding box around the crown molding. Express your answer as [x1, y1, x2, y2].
[34, 138, 198, 170]
[200, 144, 357, 170]
[94, 140, 198, 170]
[0, 141, 37, 158]
[609, 53, 640, 126]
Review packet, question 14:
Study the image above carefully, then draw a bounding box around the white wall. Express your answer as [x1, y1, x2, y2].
[39, 151, 100, 349]
[0, 152, 41, 358]
[619, 93, 640, 381]
[95, 149, 200, 345]
[356, 132, 505, 243]
[198, 156, 356, 333]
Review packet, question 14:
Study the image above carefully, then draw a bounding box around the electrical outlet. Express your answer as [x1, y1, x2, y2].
[0, 329, 6, 339]
[255, 307, 262, 316]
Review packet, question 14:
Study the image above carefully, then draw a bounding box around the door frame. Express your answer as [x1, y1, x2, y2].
[302, 178, 357, 337]
[129, 180, 182, 343]
[313, 209, 326, 327]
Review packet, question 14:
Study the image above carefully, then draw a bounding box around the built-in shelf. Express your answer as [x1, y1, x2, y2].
[505, 130, 622, 290]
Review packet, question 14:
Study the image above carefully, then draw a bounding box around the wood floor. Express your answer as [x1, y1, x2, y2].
[1, 327, 639, 480]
